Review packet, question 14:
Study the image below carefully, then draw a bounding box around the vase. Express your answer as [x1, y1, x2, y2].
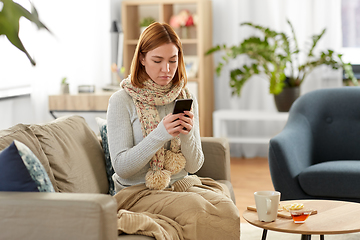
[181, 26, 189, 39]
[274, 86, 300, 112]
[61, 84, 69, 94]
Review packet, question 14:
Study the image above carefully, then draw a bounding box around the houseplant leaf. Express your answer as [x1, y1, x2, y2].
[206, 19, 358, 98]
[0, 0, 50, 66]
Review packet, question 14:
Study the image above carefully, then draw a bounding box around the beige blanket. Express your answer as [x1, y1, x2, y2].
[114, 176, 240, 240]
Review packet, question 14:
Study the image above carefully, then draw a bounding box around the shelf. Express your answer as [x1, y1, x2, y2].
[122, 0, 213, 136]
[181, 39, 198, 44]
[48, 91, 113, 111]
[0, 85, 31, 100]
[126, 38, 198, 45]
[126, 40, 140, 45]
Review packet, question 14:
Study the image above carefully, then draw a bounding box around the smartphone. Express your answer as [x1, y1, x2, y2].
[172, 99, 193, 114]
[172, 99, 193, 130]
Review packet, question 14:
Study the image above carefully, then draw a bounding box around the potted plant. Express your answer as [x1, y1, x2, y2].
[206, 20, 358, 112]
[0, 0, 50, 66]
[139, 17, 156, 34]
[60, 77, 69, 94]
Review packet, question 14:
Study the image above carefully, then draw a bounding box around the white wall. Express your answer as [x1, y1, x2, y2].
[0, 0, 345, 148]
[0, 0, 112, 133]
[0, 96, 34, 129]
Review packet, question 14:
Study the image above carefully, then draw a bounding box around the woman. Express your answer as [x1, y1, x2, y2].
[107, 22, 240, 240]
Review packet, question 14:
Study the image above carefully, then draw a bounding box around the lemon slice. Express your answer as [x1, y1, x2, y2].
[282, 203, 304, 211]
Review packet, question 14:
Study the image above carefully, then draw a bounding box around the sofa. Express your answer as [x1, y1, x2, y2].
[0, 115, 235, 240]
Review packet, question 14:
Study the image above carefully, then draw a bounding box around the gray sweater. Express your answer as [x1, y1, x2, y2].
[107, 89, 204, 189]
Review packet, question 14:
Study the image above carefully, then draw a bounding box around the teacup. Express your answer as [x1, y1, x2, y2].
[254, 191, 281, 222]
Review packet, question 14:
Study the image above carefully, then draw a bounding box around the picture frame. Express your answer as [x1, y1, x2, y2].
[184, 56, 198, 78]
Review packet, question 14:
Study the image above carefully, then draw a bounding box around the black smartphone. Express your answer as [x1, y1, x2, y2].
[172, 99, 193, 115]
[172, 99, 193, 130]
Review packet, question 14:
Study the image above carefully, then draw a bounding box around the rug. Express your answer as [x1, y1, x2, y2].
[240, 223, 360, 240]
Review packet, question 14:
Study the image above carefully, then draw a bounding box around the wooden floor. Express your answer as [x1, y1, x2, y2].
[230, 157, 275, 221]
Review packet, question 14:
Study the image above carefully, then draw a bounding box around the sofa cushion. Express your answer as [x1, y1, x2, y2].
[30, 115, 109, 194]
[0, 141, 55, 192]
[299, 160, 360, 199]
[0, 141, 38, 192]
[0, 124, 58, 191]
[95, 117, 115, 196]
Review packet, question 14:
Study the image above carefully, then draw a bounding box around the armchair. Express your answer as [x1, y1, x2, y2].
[268, 87, 360, 202]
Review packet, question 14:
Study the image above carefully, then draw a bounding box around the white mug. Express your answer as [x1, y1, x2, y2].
[254, 191, 281, 222]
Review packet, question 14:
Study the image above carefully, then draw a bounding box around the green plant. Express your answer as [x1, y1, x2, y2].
[139, 17, 156, 27]
[0, 0, 50, 66]
[206, 20, 358, 96]
[61, 77, 68, 85]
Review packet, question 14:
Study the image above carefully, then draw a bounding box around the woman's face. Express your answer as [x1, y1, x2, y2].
[141, 43, 179, 86]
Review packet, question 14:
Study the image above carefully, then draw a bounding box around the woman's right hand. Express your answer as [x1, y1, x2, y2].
[163, 113, 186, 137]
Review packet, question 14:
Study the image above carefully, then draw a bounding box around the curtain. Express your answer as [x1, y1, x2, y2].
[211, 0, 343, 157]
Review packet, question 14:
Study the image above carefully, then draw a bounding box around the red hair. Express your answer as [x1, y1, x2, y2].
[130, 22, 187, 88]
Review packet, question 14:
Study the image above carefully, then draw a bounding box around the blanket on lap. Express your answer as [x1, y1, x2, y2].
[114, 176, 240, 240]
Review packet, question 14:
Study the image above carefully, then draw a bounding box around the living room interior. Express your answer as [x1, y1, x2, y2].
[1, 0, 360, 239]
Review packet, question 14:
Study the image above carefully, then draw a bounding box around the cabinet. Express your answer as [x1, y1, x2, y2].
[48, 91, 113, 118]
[121, 0, 214, 137]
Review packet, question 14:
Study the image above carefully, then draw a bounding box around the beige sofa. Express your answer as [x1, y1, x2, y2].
[0, 115, 235, 240]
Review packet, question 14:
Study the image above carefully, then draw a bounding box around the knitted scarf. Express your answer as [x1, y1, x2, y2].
[121, 76, 192, 190]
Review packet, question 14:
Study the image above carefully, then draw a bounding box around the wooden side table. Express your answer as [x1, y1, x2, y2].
[48, 91, 114, 119]
[243, 200, 360, 240]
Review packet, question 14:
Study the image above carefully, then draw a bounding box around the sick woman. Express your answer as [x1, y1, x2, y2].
[107, 22, 240, 240]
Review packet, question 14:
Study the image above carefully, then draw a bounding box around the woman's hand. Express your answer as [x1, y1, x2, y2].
[163, 111, 194, 137]
[179, 111, 193, 134]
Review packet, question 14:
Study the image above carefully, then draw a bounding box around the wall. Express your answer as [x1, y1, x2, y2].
[0, 96, 34, 129]
[0, 0, 111, 133]
[1, 0, 345, 153]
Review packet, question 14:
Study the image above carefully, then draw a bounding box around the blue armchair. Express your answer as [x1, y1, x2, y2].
[268, 87, 360, 202]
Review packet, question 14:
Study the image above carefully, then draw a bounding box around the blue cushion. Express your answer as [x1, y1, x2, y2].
[95, 117, 115, 196]
[299, 160, 360, 199]
[0, 140, 55, 192]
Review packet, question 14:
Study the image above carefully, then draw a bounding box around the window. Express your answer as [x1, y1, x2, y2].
[342, 0, 360, 47]
[341, 0, 360, 65]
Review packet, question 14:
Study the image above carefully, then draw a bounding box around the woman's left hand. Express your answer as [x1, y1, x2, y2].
[178, 111, 193, 135]
[163, 111, 194, 137]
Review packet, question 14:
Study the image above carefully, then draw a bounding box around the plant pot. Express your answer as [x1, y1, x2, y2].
[61, 83, 69, 94]
[274, 86, 300, 112]
[181, 26, 189, 39]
